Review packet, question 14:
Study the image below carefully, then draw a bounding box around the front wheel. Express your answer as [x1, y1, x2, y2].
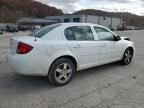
[121, 48, 133, 65]
[48, 58, 75, 86]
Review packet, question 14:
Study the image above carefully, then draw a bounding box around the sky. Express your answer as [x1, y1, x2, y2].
[36, 0, 144, 16]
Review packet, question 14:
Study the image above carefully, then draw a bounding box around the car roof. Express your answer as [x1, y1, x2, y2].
[58, 23, 104, 28]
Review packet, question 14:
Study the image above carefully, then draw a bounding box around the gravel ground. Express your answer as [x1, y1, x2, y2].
[0, 30, 144, 108]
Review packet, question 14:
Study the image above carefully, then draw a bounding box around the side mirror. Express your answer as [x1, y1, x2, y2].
[115, 36, 121, 41]
[124, 37, 130, 41]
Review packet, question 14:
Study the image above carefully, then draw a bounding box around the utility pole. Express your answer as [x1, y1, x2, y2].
[111, 16, 112, 29]
[120, 17, 122, 28]
[85, 14, 88, 23]
[98, 16, 100, 24]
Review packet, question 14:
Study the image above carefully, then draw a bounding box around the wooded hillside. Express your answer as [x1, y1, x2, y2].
[0, 0, 63, 23]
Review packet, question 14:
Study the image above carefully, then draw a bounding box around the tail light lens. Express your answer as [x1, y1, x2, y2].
[16, 42, 33, 54]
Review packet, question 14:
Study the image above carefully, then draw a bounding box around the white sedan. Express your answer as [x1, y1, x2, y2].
[8, 23, 135, 86]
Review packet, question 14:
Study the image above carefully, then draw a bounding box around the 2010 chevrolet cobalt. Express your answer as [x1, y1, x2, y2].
[8, 23, 135, 86]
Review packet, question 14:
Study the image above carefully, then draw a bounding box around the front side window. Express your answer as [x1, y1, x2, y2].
[94, 26, 115, 41]
[65, 26, 94, 41]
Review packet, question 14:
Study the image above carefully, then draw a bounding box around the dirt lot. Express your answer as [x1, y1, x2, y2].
[0, 30, 144, 108]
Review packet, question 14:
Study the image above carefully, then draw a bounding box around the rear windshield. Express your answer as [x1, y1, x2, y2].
[31, 24, 61, 38]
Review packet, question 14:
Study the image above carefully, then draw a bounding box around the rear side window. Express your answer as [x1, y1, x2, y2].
[64, 27, 75, 40]
[64, 26, 94, 41]
[31, 24, 61, 38]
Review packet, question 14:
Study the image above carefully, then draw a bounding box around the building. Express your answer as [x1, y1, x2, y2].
[45, 15, 125, 30]
[17, 17, 59, 26]
[16, 15, 125, 30]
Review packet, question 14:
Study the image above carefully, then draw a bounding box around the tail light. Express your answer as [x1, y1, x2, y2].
[16, 42, 33, 54]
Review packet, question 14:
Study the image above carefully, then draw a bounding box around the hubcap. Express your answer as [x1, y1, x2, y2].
[55, 63, 72, 83]
[124, 50, 132, 63]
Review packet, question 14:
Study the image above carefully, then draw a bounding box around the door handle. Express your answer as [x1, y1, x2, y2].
[73, 44, 81, 48]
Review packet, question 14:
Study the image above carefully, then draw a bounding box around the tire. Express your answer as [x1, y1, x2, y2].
[48, 58, 75, 86]
[121, 48, 133, 65]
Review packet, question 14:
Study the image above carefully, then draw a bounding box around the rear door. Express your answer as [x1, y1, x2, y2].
[65, 26, 100, 69]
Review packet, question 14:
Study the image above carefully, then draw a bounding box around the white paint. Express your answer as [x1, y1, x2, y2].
[7, 23, 135, 76]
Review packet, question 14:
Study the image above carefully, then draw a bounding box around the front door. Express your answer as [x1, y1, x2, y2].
[94, 26, 123, 64]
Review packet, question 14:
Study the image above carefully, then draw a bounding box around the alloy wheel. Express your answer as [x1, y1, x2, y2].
[124, 49, 133, 64]
[55, 63, 72, 83]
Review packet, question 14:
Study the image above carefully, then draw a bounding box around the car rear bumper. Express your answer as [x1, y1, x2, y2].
[7, 49, 52, 76]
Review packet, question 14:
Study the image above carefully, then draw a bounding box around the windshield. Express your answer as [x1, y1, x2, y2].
[30, 24, 61, 38]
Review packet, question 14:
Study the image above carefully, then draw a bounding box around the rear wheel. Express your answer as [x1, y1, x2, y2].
[121, 48, 133, 65]
[48, 58, 75, 86]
